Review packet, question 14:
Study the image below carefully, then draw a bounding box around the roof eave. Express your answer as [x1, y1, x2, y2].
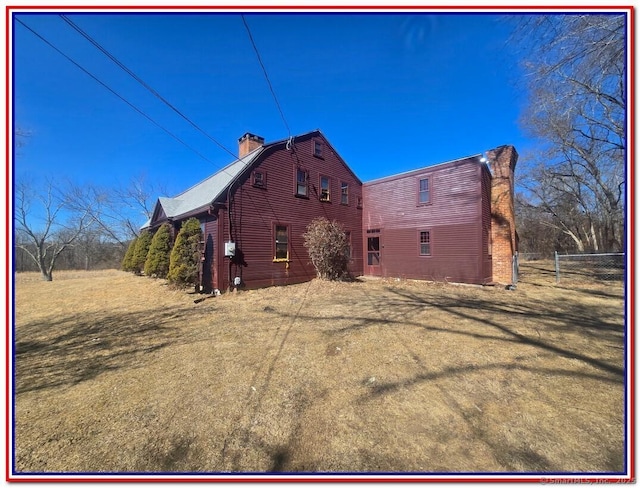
[172, 204, 217, 222]
[363, 154, 483, 186]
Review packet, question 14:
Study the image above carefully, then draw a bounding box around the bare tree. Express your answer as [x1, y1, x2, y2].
[15, 181, 96, 281]
[516, 190, 593, 256]
[512, 14, 626, 252]
[66, 175, 167, 246]
[113, 175, 163, 239]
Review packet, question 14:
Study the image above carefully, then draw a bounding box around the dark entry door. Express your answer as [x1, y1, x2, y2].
[366, 229, 382, 276]
[202, 233, 214, 292]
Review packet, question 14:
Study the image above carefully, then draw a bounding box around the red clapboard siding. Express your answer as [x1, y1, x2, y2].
[362, 156, 487, 284]
[219, 132, 363, 290]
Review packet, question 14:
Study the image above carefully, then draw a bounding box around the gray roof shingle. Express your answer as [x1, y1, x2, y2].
[144, 147, 263, 228]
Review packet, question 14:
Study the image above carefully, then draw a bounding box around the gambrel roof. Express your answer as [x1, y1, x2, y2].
[143, 130, 361, 229]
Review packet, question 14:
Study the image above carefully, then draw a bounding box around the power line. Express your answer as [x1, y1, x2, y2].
[21, 15, 315, 321]
[59, 14, 239, 161]
[55, 14, 303, 225]
[18, 16, 307, 258]
[241, 15, 291, 138]
[67, 13, 313, 318]
[41, 15, 296, 239]
[54, 13, 266, 201]
[15, 17, 218, 167]
[17, 16, 299, 290]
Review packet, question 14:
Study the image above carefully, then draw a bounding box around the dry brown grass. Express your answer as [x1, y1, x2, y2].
[13, 262, 625, 474]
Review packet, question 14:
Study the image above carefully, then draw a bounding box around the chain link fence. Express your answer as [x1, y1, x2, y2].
[554, 252, 625, 284]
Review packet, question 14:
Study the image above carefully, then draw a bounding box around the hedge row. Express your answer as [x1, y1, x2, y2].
[122, 217, 202, 288]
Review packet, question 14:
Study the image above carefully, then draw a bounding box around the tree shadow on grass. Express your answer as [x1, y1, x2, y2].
[553, 285, 625, 301]
[267, 283, 623, 383]
[361, 361, 621, 401]
[15, 308, 189, 394]
[518, 261, 625, 291]
[379, 286, 624, 376]
[362, 285, 624, 471]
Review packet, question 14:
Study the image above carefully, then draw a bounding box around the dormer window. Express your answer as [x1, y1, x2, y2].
[314, 141, 323, 158]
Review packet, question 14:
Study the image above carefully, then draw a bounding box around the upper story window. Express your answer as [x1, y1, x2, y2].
[419, 177, 430, 204]
[320, 175, 330, 202]
[341, 182, 349, 205]
[357, 196, 363, 209]
[314, 141, 324, 158]
[252, 170, 266, 188]
[296, 168, 308, 197]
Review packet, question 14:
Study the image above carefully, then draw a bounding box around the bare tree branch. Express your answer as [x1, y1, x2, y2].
[511, 13, 626, 253]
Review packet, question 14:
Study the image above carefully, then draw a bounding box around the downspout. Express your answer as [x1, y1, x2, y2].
[223, 150, 265, 292]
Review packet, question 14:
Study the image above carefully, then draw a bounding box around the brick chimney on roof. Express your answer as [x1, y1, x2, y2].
[238, 132, 264, 158]
[487, 145, 518, 285]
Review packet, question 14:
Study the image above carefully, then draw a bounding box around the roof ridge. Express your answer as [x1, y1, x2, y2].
[262, 129, 321, 148]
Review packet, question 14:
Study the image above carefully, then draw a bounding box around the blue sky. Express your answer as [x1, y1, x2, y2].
[13, 9, 533, 202]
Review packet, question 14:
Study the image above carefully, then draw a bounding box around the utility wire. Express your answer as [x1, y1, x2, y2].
[52, 15, 289, 234]
[18, 13, 307, 276]
[241, 15, 291, 138]
[20, 16, 306, 262]
[15, 17, 218, 167]
[34, 16, 315, 330]
[18, 16, 293, 286]
[54, 14, 263, 199]
[59, 14, 239, 161]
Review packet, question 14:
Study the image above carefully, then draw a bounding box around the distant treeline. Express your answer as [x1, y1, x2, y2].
[14, 240, 126, 273]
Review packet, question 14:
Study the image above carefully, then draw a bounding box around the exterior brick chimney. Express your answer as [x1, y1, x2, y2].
[238, 132, 264, 158]
[487, 145, 518, 284]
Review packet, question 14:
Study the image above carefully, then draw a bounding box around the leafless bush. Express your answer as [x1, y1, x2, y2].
[303, 217, 349, 281]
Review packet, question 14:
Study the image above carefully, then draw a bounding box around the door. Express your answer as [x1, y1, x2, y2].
[201, 216, 217, 293]
[202, 233, 215, 293]
[366, 229, 382, 276]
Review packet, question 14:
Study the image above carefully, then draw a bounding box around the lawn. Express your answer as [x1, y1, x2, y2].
[12, 262, 626, 474]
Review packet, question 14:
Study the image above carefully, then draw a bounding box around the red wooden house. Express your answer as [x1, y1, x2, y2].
[145, 130, 517, 290]
[362, 145, 518, 285]
[144, 130, 364, 292]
